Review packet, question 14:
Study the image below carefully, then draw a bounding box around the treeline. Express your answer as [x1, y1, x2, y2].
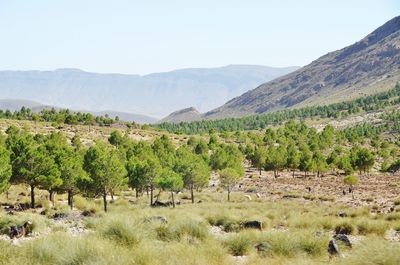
[0, 107, 138, 127]
[0, 126, 245, 212]
[239, 122, 385, 180]
[0, 121, 398, 212]
[156, 83, 400, 134]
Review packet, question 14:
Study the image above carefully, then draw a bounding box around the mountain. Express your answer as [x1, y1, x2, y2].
[91, 110, 157, 124]
[0, 99, 47, 112]
[160, 107, 202, 123]
[0, 65, 299, 119]
[0, 99, 157, 124]
[204, 16, 400, 120]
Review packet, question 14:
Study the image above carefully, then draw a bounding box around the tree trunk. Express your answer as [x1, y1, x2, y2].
[190, 183, 194, 204]
[135, 189, 139, 198]
[67, 189, 73, 209]
[111, 191, 114, 202]
[317, 171, 320, 178]
[171, 191, 175, 208]
[6, 190, 8, 199]
[30, 185, 35, 209]
[292, 169, 295, 178]
[49, 190, 55, 206]
[259, 168, 262, 175]
[227, 185, 231, 202]
[70, 193, 74, 210]
[103, 189, 108, 212]
[150, 185, 154, 206]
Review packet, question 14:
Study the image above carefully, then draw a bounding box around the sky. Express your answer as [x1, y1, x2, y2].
[0, 0, 399, 75]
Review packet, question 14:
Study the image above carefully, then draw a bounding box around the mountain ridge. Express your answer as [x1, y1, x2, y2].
[201, 16, 400, 120]
[0, 65, 299, 119]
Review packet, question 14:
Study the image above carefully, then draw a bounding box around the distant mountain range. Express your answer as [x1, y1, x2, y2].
[0, 65, 299, 121]
[0, 99, 158, 124]
[197, 16, 400, 120]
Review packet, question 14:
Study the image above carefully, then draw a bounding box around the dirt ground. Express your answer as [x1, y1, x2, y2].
[210, 168, 400, 211]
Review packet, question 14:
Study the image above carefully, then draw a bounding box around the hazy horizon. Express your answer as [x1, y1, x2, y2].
[0, 0, 398, 75]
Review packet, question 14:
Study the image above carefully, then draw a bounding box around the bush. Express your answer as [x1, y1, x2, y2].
[224, 233, 253, 256]
[385, 213, 400, 221]
[158, 219, 209, 242]
[100, 219, 140, 246]
[16, 233, 135, 265]
[207, 214, 240, 232]
[356, 218, 389, 236]
[74, 196, 101, 214]
[393, 222, 400, 232]
[171, 219, 209, 241]
[342, 237, 400, 265]
[260, 231, 328, 257]
[334, 221, 355, 235]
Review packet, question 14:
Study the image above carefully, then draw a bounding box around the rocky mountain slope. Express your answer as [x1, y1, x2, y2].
[0, 65, 298, 119]
[203, 16, 400, 120]
[160, 107, 202, 123]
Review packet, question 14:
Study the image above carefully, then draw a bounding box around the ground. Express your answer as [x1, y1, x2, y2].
[229, 168, 400, 211]
[1, 170, 400, 265]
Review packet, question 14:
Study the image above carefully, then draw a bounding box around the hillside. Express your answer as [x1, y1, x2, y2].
[159, 107, 202, 123]
[204, 16, 400, 120]
[0, 99, 47, 112]
[0, 99, 157, 124]
[0, 65, 298, 119]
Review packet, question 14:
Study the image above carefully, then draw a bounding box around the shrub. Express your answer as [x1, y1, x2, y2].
[260, 231, 328, 257]
[171, 219, 209, 241]
[342, 237, 400, 265]
[385, 213, 400, 221]
[100, 219, 140, 246]
[393, 222, 400, 232]
[334, 221, 355, 235]
[207, 214, 240, 232]
[356, 218, 389, 236]
[224, 232, 253, 256]
[17, 233, 135, 265]
[158, 219, 209, 242]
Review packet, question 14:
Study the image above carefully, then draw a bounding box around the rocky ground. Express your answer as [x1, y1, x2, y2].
[209, 168, 400, 211]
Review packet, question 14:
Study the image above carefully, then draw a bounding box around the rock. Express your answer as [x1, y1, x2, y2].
[244, 195, 252, 200]
[328, 239, 340, 257]
[338, 211, 348, 218]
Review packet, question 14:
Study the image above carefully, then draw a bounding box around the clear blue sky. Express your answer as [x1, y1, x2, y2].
[0, 0, 398, 75]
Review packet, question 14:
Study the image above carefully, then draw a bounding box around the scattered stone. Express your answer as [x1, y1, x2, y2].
[334, 234, 352, 247]
[240, 221, 262, 230]
[338, 211, 348, 218]
[255, 242, 271, 255]
[328, 239, 340, 257]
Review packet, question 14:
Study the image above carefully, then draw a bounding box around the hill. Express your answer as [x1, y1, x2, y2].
[159, 107, 202, 123]
[0, 65, 299, 119]
[204, 16, 400, 120]
[0, 99, 48, 112]
[0, 99, 157, 124]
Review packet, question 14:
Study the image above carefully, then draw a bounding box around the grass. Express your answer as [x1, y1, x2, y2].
[334, 221, 355, 235]
[355, 218, 389, 236]
[0, 190, 400, 265]
[100, 218, 141, 246]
